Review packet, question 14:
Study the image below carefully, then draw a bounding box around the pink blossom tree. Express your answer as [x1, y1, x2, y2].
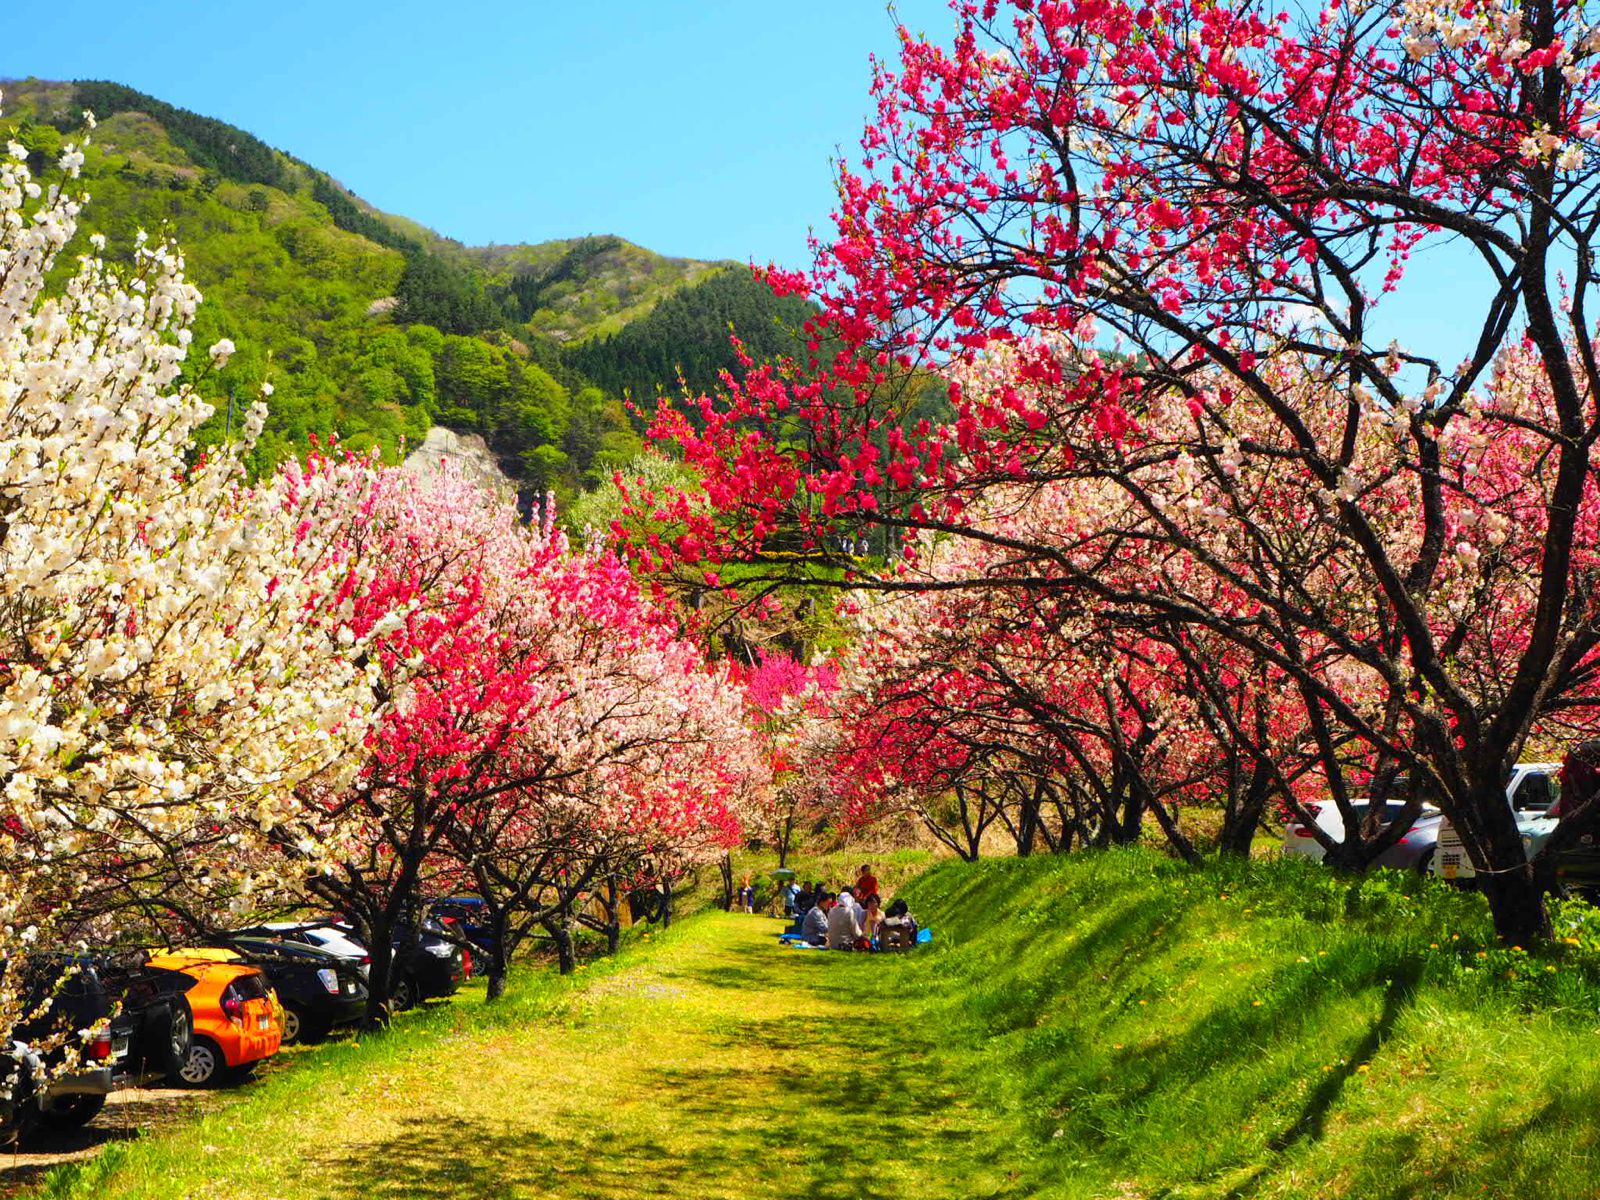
[646, 0, 1600, 943]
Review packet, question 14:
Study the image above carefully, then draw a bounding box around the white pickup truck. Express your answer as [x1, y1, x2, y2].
[1431, 762, 1561, 883]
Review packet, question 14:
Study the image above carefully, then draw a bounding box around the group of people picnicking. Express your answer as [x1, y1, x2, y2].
[781, 864, 920, 951]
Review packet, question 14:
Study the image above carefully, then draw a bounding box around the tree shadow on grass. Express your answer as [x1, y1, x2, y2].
[307, 937, 1022, 1200]
[1219, 959, 1423, 1200]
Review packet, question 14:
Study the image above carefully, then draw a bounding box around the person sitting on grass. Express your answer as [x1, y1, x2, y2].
[859, 894, 884, 947]
[795, 882, 816, 917]
[879, 899, 918, 950]
[826, 890, 862, 950]
[802, 893, 832, 946]
[854, 864, 879, 901]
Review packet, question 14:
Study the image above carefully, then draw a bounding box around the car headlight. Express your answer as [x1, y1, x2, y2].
[317, 968, 340, 994]
[424, 943, 453, 958]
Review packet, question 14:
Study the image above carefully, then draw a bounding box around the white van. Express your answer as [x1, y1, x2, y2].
[1431, 763, 1560, 882]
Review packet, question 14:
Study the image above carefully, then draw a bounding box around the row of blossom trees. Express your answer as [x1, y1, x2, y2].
[1, 111, 761, 1060]
[638, 0, 1600, 944]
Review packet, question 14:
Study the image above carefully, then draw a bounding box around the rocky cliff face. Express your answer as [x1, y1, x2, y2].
[402, 427, 518, 502]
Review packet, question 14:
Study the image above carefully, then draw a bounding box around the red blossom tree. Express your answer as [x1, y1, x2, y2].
[644, 0, 1600, 943]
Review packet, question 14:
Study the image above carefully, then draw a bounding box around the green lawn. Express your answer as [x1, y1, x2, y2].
[38, 914, 1010, 1200]
[36, 850, 1600, 1199]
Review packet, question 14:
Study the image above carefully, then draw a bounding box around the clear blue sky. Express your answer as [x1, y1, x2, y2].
[2, 0, 1493, 362]
[2, 0, 950, 270]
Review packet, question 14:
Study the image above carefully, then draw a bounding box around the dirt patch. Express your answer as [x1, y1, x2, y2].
[0, 1087, 216, 1194]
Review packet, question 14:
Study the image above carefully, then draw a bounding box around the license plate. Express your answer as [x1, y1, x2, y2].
[258, 1015, 270, 1030]
[1442, 861, 1457, 880]
[112, 1034, 130, 1062]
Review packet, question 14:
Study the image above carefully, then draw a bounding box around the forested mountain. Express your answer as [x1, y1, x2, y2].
[0, 78, 810, 503]
[569, 268, 814, 402]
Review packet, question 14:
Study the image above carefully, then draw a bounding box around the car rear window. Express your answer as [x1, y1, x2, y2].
[229, 971, 269, 1001]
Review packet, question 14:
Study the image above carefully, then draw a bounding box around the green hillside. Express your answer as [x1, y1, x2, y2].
[895, 850, 1600, 1197]
[0, 78, 805, 501]
[471, 234, 732, 343]
[569, 266, 815, 403]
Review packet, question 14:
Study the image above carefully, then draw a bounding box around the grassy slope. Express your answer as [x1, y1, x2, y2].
[38, 850, 1600, 1199]
[899, 851, 1600, 1198]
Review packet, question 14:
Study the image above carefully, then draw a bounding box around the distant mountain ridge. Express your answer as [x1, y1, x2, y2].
[0, 77, 811, 502]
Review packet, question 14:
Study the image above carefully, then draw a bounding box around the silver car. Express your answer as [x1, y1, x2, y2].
[1282, 800, 1445, 872]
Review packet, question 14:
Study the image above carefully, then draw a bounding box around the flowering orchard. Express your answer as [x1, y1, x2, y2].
[642, 0, 1600, 944]
[293, 461, 760, 1010]
[0, 110, 758, 1072]
[735, 651, 839, 869]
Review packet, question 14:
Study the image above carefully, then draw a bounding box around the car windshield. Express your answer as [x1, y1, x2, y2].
[306, 930, 365, 955]
[1512, 771, 1560, 811]
[1375, 802, 1435, 822]
[1345, 802, 1433, 823]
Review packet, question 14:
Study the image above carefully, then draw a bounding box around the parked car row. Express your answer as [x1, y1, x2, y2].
[1, 911, 469, 1144]
[1283, 762, 1600, 892]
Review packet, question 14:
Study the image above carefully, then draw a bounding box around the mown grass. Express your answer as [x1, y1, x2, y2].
[31, 849, 1600, 1199]
[36, 912, 1004, 1200]
[896, 850, 1600, 1197]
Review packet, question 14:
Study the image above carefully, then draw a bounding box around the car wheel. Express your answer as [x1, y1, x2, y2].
[163, 1003, 193, 1084]
[391, 976, 418, 1012]
[281, 1005, 303, 1044]
[1415, 847, 1436, 876]
[177, 1036, 224, 1087]
[37, 1092, 106, 1131]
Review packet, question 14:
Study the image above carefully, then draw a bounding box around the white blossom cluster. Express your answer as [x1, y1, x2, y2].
[1396, 0, 1600, 171]
[0, 103, 389, 1081]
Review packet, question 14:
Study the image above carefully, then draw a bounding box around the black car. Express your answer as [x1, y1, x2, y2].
[229, 920, 459, 1012]
[390, 920, 466, 1011]
[96, 956, 194, 1087]
[0, 956, 116, 1141]
[228, 937, 367, 1043]
[427, 897, 499, 965]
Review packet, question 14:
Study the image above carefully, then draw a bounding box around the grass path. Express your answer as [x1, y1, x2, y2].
[39, 914, 1015, 1200]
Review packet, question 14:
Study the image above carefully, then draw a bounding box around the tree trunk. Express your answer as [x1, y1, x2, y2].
[718, 853, 735, 912]
[1471, 784, 1551, 946]
[1015, 778, 1042, 857]
[1218, 759, 1273, 858]
[660, 877, 674, 928]
[1481, 867, 1551, 947]
[1147, 791, 1203, 866]
[484, 911, 510, 1002]
[777, 813, 795, 869]
[543, 916, 576, 974]
[363, 922, 395, 1029]
[1113, 784, 1145, 845]
[603, 878, 621, 955]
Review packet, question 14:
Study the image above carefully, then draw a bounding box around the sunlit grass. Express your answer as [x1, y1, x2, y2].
[39, 910, 1006, 1200]
[34, 849, 1600, 1199]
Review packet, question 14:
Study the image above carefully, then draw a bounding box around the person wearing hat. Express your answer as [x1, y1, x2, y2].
[826, 889, 862, 950]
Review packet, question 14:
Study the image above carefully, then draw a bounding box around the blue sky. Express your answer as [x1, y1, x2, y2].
[3, 0, 949, 269]
[3, 1, 1495, 363]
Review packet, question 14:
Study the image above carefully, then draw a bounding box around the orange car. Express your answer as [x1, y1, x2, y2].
[145, 951, 281, 1086]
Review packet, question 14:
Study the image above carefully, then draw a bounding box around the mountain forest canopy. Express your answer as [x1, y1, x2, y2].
[0, 77, 816, 510]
